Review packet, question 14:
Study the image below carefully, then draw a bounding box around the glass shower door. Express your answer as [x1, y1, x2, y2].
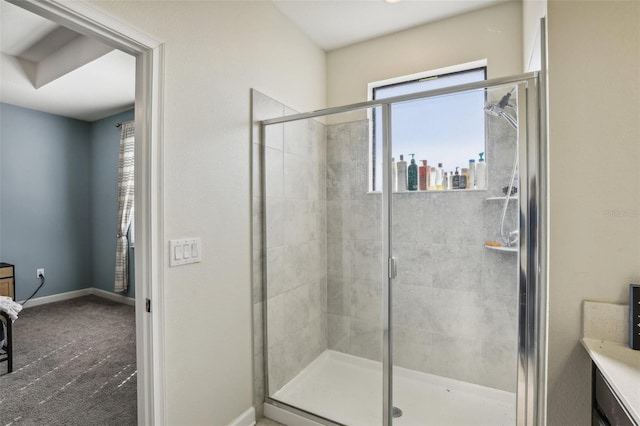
[260, 76, 542, 426]
[263, 108, 386, 426]
[388, 83, 525, 425]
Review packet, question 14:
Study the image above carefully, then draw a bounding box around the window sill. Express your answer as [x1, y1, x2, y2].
[366, 188, 488, 194]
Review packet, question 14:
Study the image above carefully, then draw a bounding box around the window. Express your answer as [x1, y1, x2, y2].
[370, 64, 487, 191]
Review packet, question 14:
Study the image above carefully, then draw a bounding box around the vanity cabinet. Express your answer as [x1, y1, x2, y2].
[593, 364, 637, 426]
[0, 263, 15, 300]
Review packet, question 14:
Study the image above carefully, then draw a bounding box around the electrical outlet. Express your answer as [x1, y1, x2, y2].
[37, 268, 45, 278]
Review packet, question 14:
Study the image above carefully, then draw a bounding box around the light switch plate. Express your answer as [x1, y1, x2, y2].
[169, 238, 201, 266]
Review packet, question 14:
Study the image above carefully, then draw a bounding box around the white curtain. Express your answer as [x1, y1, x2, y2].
[114, 121, 135, 293]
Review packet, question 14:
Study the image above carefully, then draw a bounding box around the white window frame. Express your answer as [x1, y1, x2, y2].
[367, 59, 488, 192]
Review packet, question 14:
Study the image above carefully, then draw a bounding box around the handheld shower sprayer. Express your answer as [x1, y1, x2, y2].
[485, 87, 519, 247]
[484, 88, 517, 130]
[497, 88, 514, 110]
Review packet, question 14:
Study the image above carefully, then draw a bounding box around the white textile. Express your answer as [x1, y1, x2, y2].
[0, 296, 22, 322]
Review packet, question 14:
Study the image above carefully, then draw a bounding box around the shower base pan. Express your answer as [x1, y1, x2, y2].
[267, 350, 515, 426]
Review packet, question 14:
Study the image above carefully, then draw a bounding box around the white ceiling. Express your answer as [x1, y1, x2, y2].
[0, 0, 507, 122]
[273, 0, 509, 51]
[0, 0, 135, 122]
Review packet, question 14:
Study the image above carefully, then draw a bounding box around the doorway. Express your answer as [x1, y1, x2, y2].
[1, 0, 164, 423]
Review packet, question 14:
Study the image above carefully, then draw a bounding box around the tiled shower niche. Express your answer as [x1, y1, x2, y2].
[251, 89, 519, 417]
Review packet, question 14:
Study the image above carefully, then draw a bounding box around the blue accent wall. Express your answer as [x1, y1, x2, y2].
[90, 109, 135, 298]
[0, 103, 91, 300]
[0, 103, 135, 301]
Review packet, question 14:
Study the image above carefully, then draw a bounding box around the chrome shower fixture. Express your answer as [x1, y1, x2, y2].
[485, 88, 517, 130]
[486, 87, 519, 247]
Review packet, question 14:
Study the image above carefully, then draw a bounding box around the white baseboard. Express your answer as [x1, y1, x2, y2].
[91, 287, 135, 306]
[264, 403, 321, 426]
[20, 288, 92, 308]
[228, 407, 255, 426]
[21, 287, 135, 308]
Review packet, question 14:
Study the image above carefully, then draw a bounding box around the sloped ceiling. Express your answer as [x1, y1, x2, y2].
[0, 0, 135, 122]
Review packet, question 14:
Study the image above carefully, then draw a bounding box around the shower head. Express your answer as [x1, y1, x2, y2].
[485, 88, 517, 129]
[485, 88, 513, 116]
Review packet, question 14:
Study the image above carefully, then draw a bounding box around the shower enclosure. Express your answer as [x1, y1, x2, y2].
[253, 73, 546, 426]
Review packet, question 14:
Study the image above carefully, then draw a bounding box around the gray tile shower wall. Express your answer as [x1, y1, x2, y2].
[325, 117, 518, 392]
[265, 109, 328, 393]
[251, 91, 328, 414]
[252, 91, 519, 417]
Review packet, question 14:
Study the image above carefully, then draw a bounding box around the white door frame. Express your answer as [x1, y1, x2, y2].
[7, 1, 166, 424]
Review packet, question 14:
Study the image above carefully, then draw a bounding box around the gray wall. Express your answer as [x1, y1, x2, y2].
[0, 103, 91, 300]
[252, 90, 328, 413]
[327, 115, 517, 392]
[265, 113, 327, 393]
[90, 109, 135, 297]
[253, 90, 328, 396]
[325, 115, 519, 392]
[252, 93, 521, 414]
[0, 103, 135, 300]
[325, 120, 385, 361]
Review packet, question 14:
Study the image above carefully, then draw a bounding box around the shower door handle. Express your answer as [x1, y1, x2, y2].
[388, 257, 397, 280]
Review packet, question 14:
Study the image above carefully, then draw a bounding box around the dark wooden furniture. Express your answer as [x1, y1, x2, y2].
[0, 263, 15, 300]
[0, 311, 12, 373]
[0, 262, 14, 374]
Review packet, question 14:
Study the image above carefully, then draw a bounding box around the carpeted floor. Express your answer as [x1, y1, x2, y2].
[0, 295, 137, 426]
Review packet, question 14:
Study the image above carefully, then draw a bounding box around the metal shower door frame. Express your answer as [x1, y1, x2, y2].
[260, 72, 546, 426]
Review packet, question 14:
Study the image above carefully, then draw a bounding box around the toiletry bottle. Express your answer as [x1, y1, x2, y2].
[452, 167, 460, 189]
[429, 167, 437, 190]
[397, 155, 408, 191]
[436, 163, 444, 190]
[469, 159, 476, 189]
[475, 152, 487, 190]
[407, 154, 418, 191]
[443, 172, 449, 190]
[419, 160, 428, 191]
[447, 171, 454, 190]
[461, 167, 469, 189]
[391, 157, 398, 192]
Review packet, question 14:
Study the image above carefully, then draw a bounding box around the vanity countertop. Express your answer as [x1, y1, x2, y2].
[581, 337, 640, 423]
[582, 300, 640, 424]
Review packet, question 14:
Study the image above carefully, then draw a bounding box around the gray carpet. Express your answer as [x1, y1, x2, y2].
[0, 295, 137, 426]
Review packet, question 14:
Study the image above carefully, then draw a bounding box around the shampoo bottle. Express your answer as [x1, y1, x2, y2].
[460, 167, 469, 189]
[407, 154, 418, 191]
[397, 155, 408, 191]
[475, 152, 487, 190]
[419, 160, 428, 191]
[447, 171, 454, 190]
[436, 163, 444, 190]
[452, 167, 460, 189]
[469, 159, 476, 189]
[443, 172, 449, 190]
[429, 167, 437, 190]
